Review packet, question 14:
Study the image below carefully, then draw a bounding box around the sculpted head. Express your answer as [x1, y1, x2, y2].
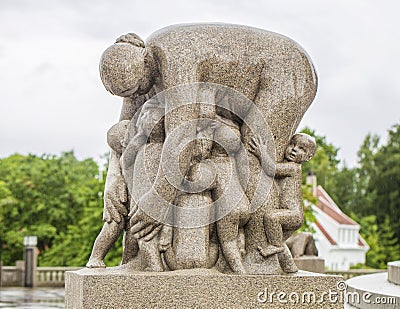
[285, 133, 316, 163]
[107, 120, 130, 154]
[99, 35, 155, 97]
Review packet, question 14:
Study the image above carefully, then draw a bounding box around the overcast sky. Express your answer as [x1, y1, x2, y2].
[0, 0, 399, 167]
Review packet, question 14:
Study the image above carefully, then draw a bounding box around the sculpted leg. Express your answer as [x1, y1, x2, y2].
[167, 193, 212, 270]
[263, 213, 283, 247]
[262, 209, 304, 258]
[238, 227, 246, 255]
[258, 212, 285, 257]
[217, 215, 246, 275]
[121, 228, 139, 265]
[214, 159, 250, 274]
[278, 229, 298, 273]
[87, 220, 125, 268]
[139, 238, 164, 272]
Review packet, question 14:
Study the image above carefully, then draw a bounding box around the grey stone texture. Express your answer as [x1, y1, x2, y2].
[287, 232, 319, 257]
[388, 260, 400, 285]
[294, 256, 325, 273]
[64, 22, 350, 308]
[346, 272, 400, 309]
[65, 268, 344, 308]
[87, 23, 318, 276]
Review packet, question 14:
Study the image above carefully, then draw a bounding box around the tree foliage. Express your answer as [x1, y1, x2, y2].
[299, 184, 317, 233]
[356, 215, 400, 269]
[0, 152, 122, 266]
[301, 127, 340, 192]
[301, 124, 400, 268]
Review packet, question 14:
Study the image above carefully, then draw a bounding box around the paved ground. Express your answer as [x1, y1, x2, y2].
[0, 287, 64, 308]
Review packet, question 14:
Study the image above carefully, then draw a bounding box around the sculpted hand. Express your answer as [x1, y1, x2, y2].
[103, 174, 128, 224]
[128, 190, 163, 240]
[248, 135, 263, 160]
[248, 135, 275, 177]
[115, 33, 145, 48]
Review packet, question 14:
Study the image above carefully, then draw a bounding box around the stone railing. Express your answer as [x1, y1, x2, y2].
[1, 265, 81, 287]
[37, 267, 81, 287]
[326, 268, 386, 279]
[1, 265, 24, 286]
[2, 265, 385, 286]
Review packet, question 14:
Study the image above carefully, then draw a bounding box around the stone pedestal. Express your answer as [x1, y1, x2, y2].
[65, 267, 344, 308]
[388, 261, 400, 285]
[346, 272, 400, 309]
[15, 260, 25, 287]
[23, 246, 37, 287]
[294, 256, 325, 273]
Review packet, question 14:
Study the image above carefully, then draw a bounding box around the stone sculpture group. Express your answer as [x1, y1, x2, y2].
[86, 23, 318, 275]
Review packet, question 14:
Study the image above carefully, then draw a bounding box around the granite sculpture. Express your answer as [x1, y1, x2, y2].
[86, 23, 318, 275]
[286, 232, 319, 258]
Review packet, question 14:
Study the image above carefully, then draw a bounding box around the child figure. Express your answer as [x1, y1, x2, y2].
[86, 120, 133, 268]
[121, 99, 174, 267]
[87, 100, 171, 271]
[249, 133, 316, 258]
[178, 104, 250, 274]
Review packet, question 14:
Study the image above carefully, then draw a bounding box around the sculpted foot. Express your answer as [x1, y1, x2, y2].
[158, 225, 173, 253]
[144, 263, 164, 272]
[281, 261, 298, 273]
[232, 266, 247, 275]
[86, 258, 106, 268]
[257, 245, 284, 258]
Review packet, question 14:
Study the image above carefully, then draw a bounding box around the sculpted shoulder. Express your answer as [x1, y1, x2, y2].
[147, 23, 311, 57]
[145, 23, 317, 91]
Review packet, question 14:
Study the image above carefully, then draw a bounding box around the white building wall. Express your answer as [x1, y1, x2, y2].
[312, 210, 368, 271]
[312, 206, 339, 238]
[313, 228, 331, 263]
[325, 249, 367, 270]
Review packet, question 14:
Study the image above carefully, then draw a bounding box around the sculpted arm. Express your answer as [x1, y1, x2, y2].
[103, 95, 146, 223]
[274, 162, 301, 178]
[248, 134, 301, 178]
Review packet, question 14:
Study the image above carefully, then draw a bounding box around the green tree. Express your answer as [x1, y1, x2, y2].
[357, 215, 385, 268]
[357, 215, 400, 269]
[328, 165, 358, 215]
[0, 152, 109, 266]
[0, 180, 19, 263]
[350, 124, 400, 267]
[299, 128, 356, 212]
[350, 133, 380, 216]
[301, 127, 340, 192]
[40, 164, 123, 267]
[300, 184, 317, 233]
[371, 125, 400, 240]
[353, 124, 400, 241]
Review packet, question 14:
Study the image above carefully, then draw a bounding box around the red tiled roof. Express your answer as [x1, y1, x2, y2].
[316, 221, 337, 245]
[357, 237, 370, 248]
[313, 186, 368, 249]
[315, 186, 357, 225]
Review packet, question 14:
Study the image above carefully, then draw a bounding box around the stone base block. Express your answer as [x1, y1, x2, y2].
[294, 256, 325, 273]
[65, 267, 344, 308]
[388, 261, 400, 285]
[346, 272, 400, 309]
